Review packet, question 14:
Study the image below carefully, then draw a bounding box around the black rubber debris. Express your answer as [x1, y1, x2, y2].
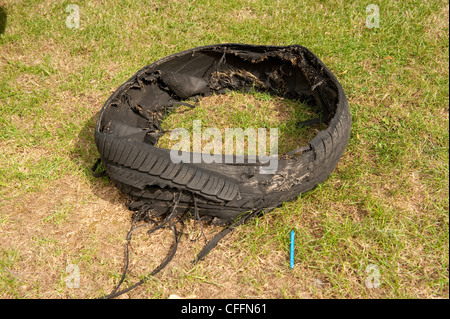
[94, 44, 351, 298]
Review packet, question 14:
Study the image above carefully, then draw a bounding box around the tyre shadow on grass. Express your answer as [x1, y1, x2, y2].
[0, 6, 7, 35]
[71, 112, 129, 206]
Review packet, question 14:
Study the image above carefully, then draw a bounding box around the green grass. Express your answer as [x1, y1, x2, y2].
[157, 90, 324, 155]
[0, 0, 448, 299]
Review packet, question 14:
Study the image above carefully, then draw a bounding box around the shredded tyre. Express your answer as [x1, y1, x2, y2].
[94, 44, 351, 297]
[95, 44, 351, 222]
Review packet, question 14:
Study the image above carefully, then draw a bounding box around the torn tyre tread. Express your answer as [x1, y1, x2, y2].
[95, 43, 351, 225]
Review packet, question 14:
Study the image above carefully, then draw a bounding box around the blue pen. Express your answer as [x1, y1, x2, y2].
[290, 230, 295, 269]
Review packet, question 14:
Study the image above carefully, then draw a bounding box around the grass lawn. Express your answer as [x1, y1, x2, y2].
[0, 0, 448, 299]
[156, 90, 326, 155]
